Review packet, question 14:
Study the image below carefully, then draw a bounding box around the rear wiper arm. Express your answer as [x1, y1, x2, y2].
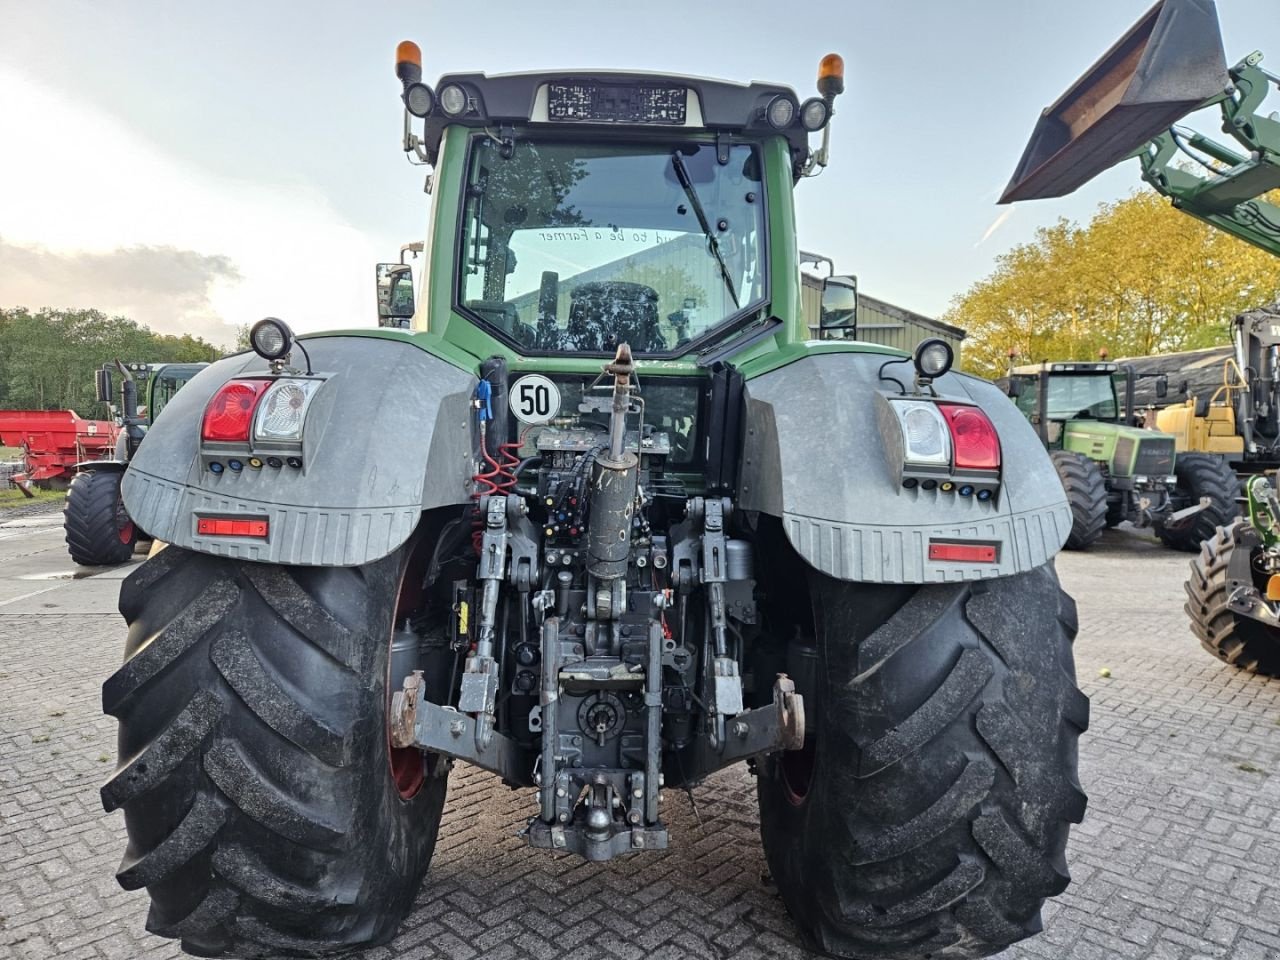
[670, 151, 739, 308]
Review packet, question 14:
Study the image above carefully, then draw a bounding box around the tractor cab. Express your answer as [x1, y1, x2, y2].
[1007, 361, 1176, 481]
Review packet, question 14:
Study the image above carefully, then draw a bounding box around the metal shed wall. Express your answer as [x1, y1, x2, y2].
[800, 272, 967, 356]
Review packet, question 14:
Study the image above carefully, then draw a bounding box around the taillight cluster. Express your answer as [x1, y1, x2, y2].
[201, 378, 323, 472]
[890, 399, 1001, 500]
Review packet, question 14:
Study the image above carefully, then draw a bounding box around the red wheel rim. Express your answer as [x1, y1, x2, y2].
[115, 487, 135, 544]
[387, 556, 427, 800]
[780, 742, 815, 806]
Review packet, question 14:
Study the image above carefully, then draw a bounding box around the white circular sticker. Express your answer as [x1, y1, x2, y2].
[509, 374, 561, 424]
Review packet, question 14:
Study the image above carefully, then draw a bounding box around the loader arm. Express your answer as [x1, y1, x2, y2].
[1001, 0, 1280, 259]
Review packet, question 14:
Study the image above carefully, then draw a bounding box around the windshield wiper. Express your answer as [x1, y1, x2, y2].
[670, 151, 739, 309]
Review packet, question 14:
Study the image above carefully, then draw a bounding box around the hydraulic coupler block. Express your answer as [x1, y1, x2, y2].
[586, 450, 638, 582]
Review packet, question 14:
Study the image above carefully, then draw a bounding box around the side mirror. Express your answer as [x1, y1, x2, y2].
[819, 274, 858, 335]
[1005, 378, 1023, 399]
[1155, 374, 1169, 399]
[1178, 379, 1189, 395]
[95, 368, 114, 404]
[376, 263, 416, 327]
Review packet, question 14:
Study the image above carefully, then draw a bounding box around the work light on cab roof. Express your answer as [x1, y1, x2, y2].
[393, 41, 846, 177]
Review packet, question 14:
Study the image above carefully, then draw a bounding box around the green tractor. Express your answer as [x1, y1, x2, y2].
[1005, 360, 1238, 550]
[999, 0, 1280, 673]
[100, 45, 1089, 960]
[64, 361, 206, 565]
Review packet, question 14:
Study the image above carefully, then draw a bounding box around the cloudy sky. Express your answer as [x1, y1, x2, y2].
[2, 0, 1276, 347]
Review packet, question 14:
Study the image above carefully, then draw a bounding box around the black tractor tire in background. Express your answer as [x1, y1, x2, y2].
[65, 469, 137, 566]
[759, 563, 1088, 960]
[1157, 454, 1241, 552]
[1185, 522, 1280, 677]
[1050, 450, 1107, 549]
[101, 540, 448, 958]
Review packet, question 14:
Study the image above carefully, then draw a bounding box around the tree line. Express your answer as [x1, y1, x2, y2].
[946, 190, 1280, 380]
[0, 308, 224, 418]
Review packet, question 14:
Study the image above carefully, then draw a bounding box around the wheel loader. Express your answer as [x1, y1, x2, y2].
[1003, 359, 1237, 550]
[100, 44, 1090, 960]
[1000, 0, 1280, 675]
[64, 361, 205, 565]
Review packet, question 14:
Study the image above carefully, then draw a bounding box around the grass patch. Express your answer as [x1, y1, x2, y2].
[0, 445, 21, 459]
[0, 488, 63, 509]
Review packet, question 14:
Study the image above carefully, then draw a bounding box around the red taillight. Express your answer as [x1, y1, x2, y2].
[937, 404, 1000, 471]
[202, 379, 271, 442]
[928, 541, 998, 563]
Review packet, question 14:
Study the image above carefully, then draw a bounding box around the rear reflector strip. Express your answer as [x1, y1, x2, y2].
[197, 517, 269, 538]
[928, 541, 997, 563]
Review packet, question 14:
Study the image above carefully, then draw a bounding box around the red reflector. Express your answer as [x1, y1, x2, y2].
[197, 517, 269, 538]
[929, 542, 997, 563]
[202, 379, 272, 443]
[937, 403, 1000, 471]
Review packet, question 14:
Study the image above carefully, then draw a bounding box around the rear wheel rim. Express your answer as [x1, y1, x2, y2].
[387, 560, 427, 800]
[113, 482, 134, 544]
[780, 740, 815, 806]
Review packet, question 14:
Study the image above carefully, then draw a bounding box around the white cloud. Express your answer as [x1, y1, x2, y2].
[0, 68, 383, 346]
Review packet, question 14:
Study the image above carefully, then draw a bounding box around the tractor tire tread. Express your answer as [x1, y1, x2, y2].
[760, 563, 1087, 960]
[1049, 451, 1106, 549]
[1185, 521, 1280, 676]
[1158, 454, 1240, 552]
[64, 470, 136, 566]
[104, 546, 446, 959]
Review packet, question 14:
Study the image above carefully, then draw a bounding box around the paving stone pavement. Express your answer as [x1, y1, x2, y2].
[2, 525, 1279, 960]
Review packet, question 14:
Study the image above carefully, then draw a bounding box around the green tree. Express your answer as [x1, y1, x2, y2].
[949, 190, 1280, 379]
[0, 307, 221, 416]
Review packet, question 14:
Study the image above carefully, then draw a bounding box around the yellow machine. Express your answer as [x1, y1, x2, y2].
[1154, 356, 1246, 456]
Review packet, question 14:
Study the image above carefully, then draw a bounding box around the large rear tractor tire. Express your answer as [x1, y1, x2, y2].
[65, 469, 137, 566]
[1185, 522, 1280, 676]
[101, 538, 449, 958]
[1049, 450, 1106, 550]
[759, 563, 1088, 960]
[1157, 454, 1240, 552]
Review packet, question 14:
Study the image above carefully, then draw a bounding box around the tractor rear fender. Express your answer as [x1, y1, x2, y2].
[121, 335, 476, 566]
[738, 352, 1071, 583]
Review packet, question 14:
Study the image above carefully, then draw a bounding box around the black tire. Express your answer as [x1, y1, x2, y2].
[1157, 454, 1241, 552]
[65, 469, 137, 566]
[759, 563, 1089, 960]
[1049, 450, 1106, 549]
[101, 540, 448, 958]
[1185, 522, 1280, 676]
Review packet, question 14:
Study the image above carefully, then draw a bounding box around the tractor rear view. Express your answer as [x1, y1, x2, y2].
[98, 42, 1089, 960]
[64, 362, 205, 565]
[1004, 361, 1236, 549]
[1001, 0, 1280, 674]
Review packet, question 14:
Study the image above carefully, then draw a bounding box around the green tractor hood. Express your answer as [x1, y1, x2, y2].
[1061, 420, 1176, 477]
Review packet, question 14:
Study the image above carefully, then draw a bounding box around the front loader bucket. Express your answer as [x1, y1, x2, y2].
[999, 0, 1229, 204]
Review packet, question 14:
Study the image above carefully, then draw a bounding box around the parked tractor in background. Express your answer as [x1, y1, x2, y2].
[1001, 0, 1280, 673]
[1003, 361, 1237, 550]
[101, 44, 1089, 960]
[64, 361, 205, 565]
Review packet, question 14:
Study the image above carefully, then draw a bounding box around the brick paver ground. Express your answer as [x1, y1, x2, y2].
[1, 523, 1278, 960]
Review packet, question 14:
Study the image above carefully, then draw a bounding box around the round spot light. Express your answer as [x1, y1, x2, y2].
[913, 338, 954, 379]
[250, 317, 293, 361]
[765, 95, 796, 129]
[799, 97, 829, 131]
[439, 83, 468, 116]
[403, 81, 435, 118]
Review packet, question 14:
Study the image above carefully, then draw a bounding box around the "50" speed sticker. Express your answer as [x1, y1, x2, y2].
[508, 374, 561, 424]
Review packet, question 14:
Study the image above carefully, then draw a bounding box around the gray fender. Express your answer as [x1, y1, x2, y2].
[737, 352, 1071, 583]
[122, 336, 476, 566]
